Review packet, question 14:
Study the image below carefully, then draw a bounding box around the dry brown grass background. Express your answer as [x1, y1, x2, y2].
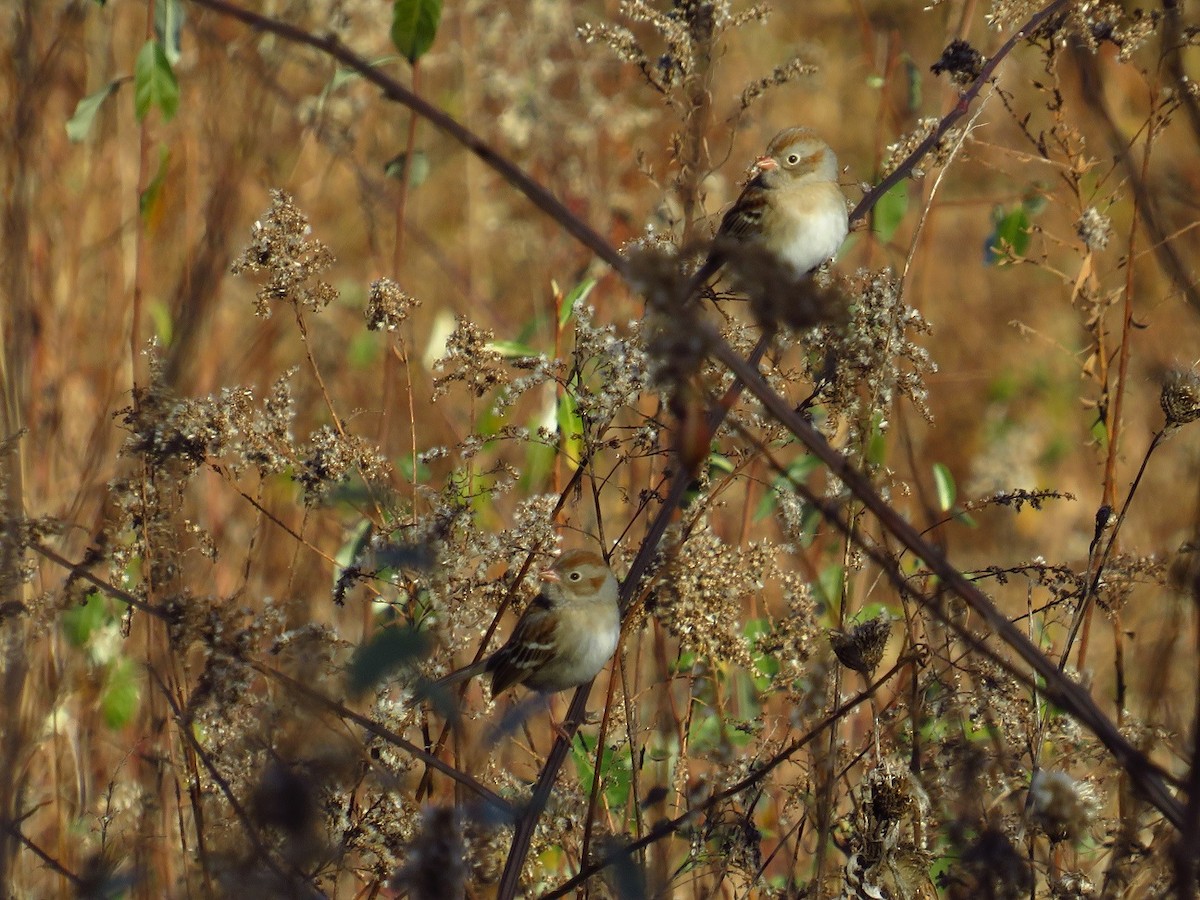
[3, 0, 1200, 897]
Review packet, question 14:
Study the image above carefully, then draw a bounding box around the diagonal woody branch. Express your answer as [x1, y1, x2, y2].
[705, 327, 1184, 830]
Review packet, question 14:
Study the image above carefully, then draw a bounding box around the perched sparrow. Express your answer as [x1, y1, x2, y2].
[694, 126, 848, 286]
[432, 550, 620, 696]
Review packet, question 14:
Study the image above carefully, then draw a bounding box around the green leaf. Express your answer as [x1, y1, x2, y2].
[134, 40, 179, 122]
[66, 81, 121, 142]
[62, 592, 111, 646]
[486, 339, 539, 359]
[397, 453, 431, 484]
[560, 278, 596, 328]
[348, 330, 378, 368]
[932, 462, 956, 512]
[521, 435, 556, 491]
[816, 565, 844, 610]
[903, 53, 921, 111]
[985, 204, 1032, 264]
[391, 0, 443, 64]
[348, 625, 432, 694]
[148, 299, 173, 345]
[571, 733, 633, 814]
[707, 452, 733, 475]
[557, 385, 584, 464]
[744, 618, 780, 684]
[102, 658, 140, 730]
[383, 150, 431, 187]
[872, 181, 908, 243]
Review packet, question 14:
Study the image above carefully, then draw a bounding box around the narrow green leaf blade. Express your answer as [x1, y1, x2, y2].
[932, 462, 956, 512]
[557, 387, 585, 464]
[561, 278, 596, 328]
[985, 205, 1031, 264]
[102, 658, 141, 730]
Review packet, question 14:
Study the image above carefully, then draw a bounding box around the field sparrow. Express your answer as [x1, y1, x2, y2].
[693, 126, 848, 286]
[431, 550, 620, 696]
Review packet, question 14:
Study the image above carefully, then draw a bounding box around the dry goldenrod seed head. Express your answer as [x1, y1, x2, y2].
[829, 612, 891, 675]
[931, 38, 985, 86]
[1075, 206, 1111, 252]
[1028, 770, 1099, 844]
[366, 278, 421, 332]
[1161, 368, 1200, 427]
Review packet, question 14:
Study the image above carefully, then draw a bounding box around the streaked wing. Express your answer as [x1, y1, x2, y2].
[487, 596, 558, 695]
[718, 179, 768, 241]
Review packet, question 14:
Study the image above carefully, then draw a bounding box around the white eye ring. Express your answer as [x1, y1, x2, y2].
[569, 571, 582, 581]
[786, 154, 800, 165]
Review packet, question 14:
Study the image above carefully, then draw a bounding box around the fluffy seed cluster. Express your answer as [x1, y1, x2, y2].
[230, 189, 339, 316]
[808, 268, 936, 442]
[365, 278, 422, 332]
[431, 318, 511, 400]
[1161, 367, 1200, 428]
[1028, 770, 1099, 844]
[1075, 206, 1112, 252]
[881, 117, 963, 180]
[119, 369, 298, 480]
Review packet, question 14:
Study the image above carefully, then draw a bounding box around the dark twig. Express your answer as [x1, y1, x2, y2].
[185, 0, 626, 277]
[849, 0, 1072, 225]
[147, 667, 325, 897]
[252, 664, 513, 817]
[705, 328, 1185, 829]
[31, 541, 170, 621]
[543, 651, 916, 898]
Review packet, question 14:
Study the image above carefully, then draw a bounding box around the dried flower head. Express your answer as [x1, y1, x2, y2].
[431, 318, 511, 400]
[1029, 770, 1099, 844]
[830, 612, 891, 675]
[808, 268, 936, 441]
[931, 38, 985, 86]
[231, 190, 338, 317]
[1161, 367, 1200, 428]
[366, 278, 421, 331]
[881, 118, 962, 180]
[1075, 207, 1111, 252]
[739, 54, 820, 110]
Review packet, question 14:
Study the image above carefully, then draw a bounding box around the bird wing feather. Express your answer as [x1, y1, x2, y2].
[487, 595, 558, 694]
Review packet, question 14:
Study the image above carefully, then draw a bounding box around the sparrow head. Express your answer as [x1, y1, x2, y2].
[756, 126, 839, 186]
[540, 549, 617, 606]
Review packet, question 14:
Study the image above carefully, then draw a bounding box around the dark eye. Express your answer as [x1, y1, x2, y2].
[569, 571, 582, 581]
[787, 153, 800, 165]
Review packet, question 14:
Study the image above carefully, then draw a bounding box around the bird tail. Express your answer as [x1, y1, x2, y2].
[416, 659, 490, 715]
[429, 659, 489, 692]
